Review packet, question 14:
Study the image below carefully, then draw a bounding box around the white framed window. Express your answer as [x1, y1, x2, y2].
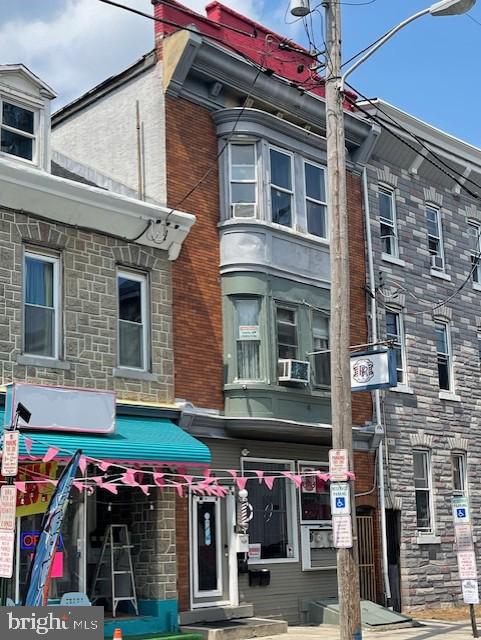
[23, 251, 60, 359]
[312, 311, 330, 386]
[269, 147, 294, 228]
[468, 221, 481, 284]
[426, 205, 445, 271]
[452, 452, 467, 496]
[276, 306, 298, 360]
[379, 186, 398, 258]
[385, 309, 406, 385]
[1, 98, 36, 162]
[117, 270, 149, 370]
[413, 450, 434, 533]
[234, 298, 261, 381]
[435, 321, 452, 391]
[298, 461, 330, 524]
[229, 143, 257, 218]
[242, 458, 298, 563]
[304, 161, 327, 239]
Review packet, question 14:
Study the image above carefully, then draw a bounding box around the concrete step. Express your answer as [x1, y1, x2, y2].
[181, 617, 288, 640]
[180, 604, 255, 625]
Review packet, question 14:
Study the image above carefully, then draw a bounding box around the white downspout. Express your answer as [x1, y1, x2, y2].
[362, 167, 392, 607]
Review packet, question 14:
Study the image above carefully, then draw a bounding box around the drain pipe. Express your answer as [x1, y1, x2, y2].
[362, 167, 392, 607]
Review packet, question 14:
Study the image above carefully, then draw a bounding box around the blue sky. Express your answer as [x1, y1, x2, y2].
[1, 1, 480, 145]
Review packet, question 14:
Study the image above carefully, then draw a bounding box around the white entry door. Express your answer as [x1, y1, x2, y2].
[191, 494, 236, 608]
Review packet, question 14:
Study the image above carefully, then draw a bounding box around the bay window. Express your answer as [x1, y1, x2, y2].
[312, 311, 330, 386]
[235, 298, 261, 380]
[304, 162, 327, 239]
[1, 99, 35, 162]
[117, 270, 148, 370]
[229, 143, 257, 218]
[243, 459, 297, 561]
[270, 148, 294, 228]
[277, 306, 298, 360]
[24, 251, 59, 358]
[413, 450, 433, 532]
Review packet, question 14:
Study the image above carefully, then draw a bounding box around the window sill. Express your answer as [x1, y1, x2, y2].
[248, 557, 299, 566]
[113, 367, 158, 382]
[390, 385, 414, 395]
[382, 253, 405, 267]
[439, 390, 461, 402]
[473, 282, 481, 292]
[416, 535, 441, 545]
[430, 269, 451, 281]
[17, 354, 71, 371]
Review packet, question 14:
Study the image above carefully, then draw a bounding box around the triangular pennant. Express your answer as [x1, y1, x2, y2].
[235, 477, 248, 491]
[24, 437, 33, 455]
[175, 484, 184, 497]
[139, 484, 150, 496]
[14, 481, 26, 493]
[182, 475, 193, 486]
[292, 474, 303, 488]
[101, 482, 118, 495]
[255, 470, 264, 484]
[227, 469, 238, 479]
[98, 461, 111, 472]
[153, 473, 165, 487]
[73, 481, 85, 493]
[264, 476, 275, 490]
[79, 456, 88, 475]
[42, 447, 59, 463]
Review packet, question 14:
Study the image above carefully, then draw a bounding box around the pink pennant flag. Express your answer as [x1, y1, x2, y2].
[182, 475, 193, 486]
[346, 471, 356, 480]
[79, 456, 88, 475]
[192, 485, 205, 495]
[73, 481, 85, 493]
[98, 461, 111, 472]
[235, 476, 248, 491]
[316, 471, 329, 482]
[255, 470, 264, 484]
[121, 470, 138, 487]
[139, 484, 150, 496]
[264, 476, 275, 490]
[101, 482, 118, 495]
[43, 447, 59, 463]
[153, 473, 165, 488]
[175, 484, 184, 498]
[24, 437, 33, 455]
[227, 469, 238, 480]
[14, 481, 26, 493]
[292, 474, 303, 488]
[48, 480, 58, 487]
[92, 476, 104, 486]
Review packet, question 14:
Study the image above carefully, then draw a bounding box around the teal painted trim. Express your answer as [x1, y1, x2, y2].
[104, 599, 178, 638]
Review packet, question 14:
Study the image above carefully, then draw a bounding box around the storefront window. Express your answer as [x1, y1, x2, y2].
[243, 459, 296, 562]
[298, 463, 330, 523]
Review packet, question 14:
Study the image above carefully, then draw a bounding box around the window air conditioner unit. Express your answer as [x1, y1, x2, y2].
[232, 203, 256, 218]
[431, 254, 444, 270]
[278, 359, 310, 383]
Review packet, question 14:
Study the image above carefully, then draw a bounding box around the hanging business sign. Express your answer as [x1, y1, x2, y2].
[457, 551, 478, 580]
[1, 430, 19, 477]
[350, 348, 397, 392]
[463, 579, 480, 605]
[452, 496, 470, 524]
[329, 449, 349, 482]
[330, 483, 351, 516]
[0, 530, 15, 578]
[332, 515, 353, 548]
[0, 485, 17, 531]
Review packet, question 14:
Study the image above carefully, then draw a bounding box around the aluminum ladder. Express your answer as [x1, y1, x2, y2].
[90, 524, 139, 617]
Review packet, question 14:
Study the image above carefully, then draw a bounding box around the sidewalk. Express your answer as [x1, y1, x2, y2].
[260, 620, 476, 639]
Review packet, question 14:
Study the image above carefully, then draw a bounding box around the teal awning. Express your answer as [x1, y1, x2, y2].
[1, 411, 210, 466]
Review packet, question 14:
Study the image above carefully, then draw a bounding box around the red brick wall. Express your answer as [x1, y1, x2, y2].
[165, 95, 224, 410]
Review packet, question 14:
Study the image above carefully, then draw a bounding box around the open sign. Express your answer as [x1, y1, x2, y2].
[21, 531, 63, 551]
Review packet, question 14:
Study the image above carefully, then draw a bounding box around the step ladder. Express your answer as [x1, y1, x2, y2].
[90, 524, 139, 617]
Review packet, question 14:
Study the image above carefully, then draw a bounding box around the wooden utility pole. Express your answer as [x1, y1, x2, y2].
[324, 1, 363, 638]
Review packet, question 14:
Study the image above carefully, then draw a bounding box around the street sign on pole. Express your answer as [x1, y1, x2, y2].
[329, 449, 349, 482]
[330, 483, 351, 515]
[463, 580, 480, 605]
[452, 496, 470, 524]
[332, 515, 353, 549]
[456, 524, 475, 552]
[1, 431, 19, 477]
[458, 551, 478, 580]
[0, 486, 17, 531]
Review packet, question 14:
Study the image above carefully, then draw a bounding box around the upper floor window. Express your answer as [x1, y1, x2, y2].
[270, 148, 294, 228]
[277, 306, 298, 360]
[468, 221, 481, 284]
[235, 298, 261, 381]
[117, 270, 148, 370]
[379, 186, 398, 258]
[312, 311, 330, 386]
[413, 450, 433, 532]
[24, 251, 59, 358]
[426, 205, 445, 271]
[1, 99, 35, 162]
[305, 162, 327, 239]
[385, 310, 406, 385]
[452, 452, 467, 496]
[229, 143, 257, 218]
[435, 321, 452, 391]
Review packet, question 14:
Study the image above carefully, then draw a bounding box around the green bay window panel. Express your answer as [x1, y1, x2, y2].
[24, 253, 58, 358]
[413, 451, 432, 531]
[235, 298, 261, 380]
[305, 162, 327, 239]
[118, 272, 147, 370]
[313, 311, 330, 386]
[1, 101, 35, 161]
[277, 307, 298, 360]
[243, 460, 295, 560]
[229, 143, 257, 218]
[270, 148, 293, 228]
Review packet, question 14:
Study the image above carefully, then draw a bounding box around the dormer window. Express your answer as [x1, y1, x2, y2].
[1, 99, 35, 162]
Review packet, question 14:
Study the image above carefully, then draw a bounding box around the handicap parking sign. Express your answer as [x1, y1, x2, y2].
[330, 483, 350, 515]
[336, 497, 346, 509]
[452, 497, 470, 524]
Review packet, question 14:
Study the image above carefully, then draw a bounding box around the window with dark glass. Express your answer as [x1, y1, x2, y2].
[118, 271, 148, 370]
[452, 452, 467, 496]
[426, 205, 444, 270]
[379, 187, 398, 257]
[305, 162, 327, 239]
[313, 311, 330, 386]
[229, 144, 257, 218]
[299, 463, 330, 522]
[24, 252, 59, 358]
[435, 321, 451, 391]
[235, 298, 261, 380]
[277, 307, 298, 359]
[1, 100, 35, 161]
[413, 450, 433, 532]
[468, 222, 481, 283]
[270, 148, 293, 228]
[385, 310, 406, 384]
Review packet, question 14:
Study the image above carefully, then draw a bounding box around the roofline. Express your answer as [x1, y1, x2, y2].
[0, 64, 56, 99]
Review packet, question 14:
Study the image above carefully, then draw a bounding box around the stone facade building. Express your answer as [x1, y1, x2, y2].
[362, 99, 481, 611]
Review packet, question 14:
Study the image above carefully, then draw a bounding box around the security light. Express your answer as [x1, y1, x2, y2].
[290, 0, 310, 17]
[429, 0, 476, 16]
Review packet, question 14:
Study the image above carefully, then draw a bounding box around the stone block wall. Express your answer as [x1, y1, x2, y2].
[0, 208, 173, 403]
[366, 156, 481, 609]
